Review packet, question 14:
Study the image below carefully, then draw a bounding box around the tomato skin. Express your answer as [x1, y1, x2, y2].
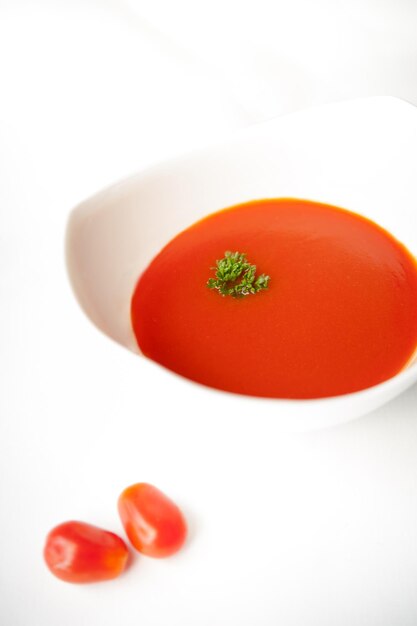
[118, 483, 187, 558]
[44, 521, 129, 583]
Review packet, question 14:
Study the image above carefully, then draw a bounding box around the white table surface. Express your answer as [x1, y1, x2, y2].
[1, 2, 417, 625]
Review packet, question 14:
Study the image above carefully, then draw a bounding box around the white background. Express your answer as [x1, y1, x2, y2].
[1, 1, 417, 625]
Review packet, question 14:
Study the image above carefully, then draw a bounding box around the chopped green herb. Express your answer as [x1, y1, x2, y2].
[207, 251, 270, 298]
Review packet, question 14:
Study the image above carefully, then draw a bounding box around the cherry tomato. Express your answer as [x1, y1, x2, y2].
[44, 521, 129, 583]
[118, 483, 187, 558]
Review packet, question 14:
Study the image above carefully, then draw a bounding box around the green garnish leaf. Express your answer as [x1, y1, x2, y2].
[207, 251, 270, 298]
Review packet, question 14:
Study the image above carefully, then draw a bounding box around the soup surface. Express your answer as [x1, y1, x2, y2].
[131, 199, 417, 399]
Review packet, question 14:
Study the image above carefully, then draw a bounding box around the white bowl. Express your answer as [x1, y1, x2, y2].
[66, 96, 417, 431]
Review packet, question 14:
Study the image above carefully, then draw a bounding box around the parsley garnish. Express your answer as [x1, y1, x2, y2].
[207, 251, 270, 298]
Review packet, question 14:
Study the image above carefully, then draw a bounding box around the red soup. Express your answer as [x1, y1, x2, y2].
[131, 199, 417, 399]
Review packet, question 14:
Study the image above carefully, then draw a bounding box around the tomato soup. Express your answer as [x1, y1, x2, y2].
[131, 199, 417, 399]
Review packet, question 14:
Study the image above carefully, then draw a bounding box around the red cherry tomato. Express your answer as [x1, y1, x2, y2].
[44, 521, 129, 583]
[118, 483, 187, 558]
